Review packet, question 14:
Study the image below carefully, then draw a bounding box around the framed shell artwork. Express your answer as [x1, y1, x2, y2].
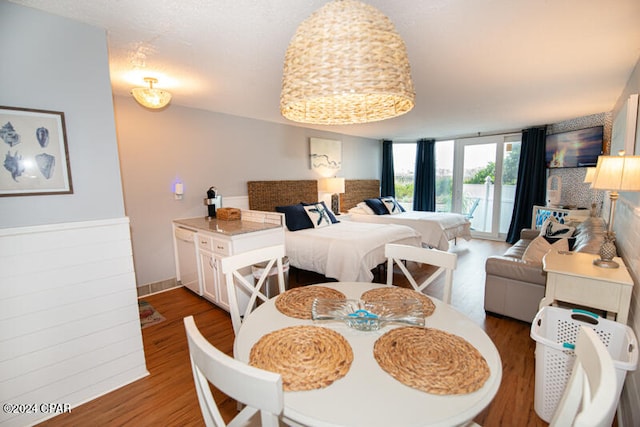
[0, 106, 73, 197]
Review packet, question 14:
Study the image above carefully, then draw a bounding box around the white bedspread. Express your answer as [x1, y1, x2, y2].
[346, 211, 471, 250]
[285, 221, 421, 282]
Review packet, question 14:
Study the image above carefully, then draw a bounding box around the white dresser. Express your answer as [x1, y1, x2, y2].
[173, 210, 284, 312]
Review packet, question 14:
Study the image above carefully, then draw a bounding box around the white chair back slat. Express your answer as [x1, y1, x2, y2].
[385, 243, 457, 304]
[184, 316, 283, 427]
[221, 245, 287, 335]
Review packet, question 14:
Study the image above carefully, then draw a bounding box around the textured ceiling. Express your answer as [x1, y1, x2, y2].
[9, 0, 640, 140]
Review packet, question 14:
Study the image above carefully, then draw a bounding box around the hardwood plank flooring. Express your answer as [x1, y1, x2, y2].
[38, 238, 549, 427]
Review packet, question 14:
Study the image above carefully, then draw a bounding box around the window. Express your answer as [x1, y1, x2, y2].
[392, 134, 521, 239]
[392, 143, 416, 208]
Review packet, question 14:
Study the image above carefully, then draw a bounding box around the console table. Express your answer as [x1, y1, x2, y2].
[540, 250, 634, 323]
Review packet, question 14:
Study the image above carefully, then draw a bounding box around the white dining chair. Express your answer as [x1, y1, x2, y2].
[184, 316, 284, 427]
[550, 326, 618, 427]
[385, 243, 458, 304]
[220, 244, 287, 335]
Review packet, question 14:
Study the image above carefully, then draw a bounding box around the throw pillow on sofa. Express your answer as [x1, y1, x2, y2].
[540, 216, 575, 238]
[522, 235, 569, 265]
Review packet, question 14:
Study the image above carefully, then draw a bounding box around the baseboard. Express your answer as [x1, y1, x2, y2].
[137, 278, 180, 297]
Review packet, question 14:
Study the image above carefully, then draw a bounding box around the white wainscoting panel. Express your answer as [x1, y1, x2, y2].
[0, 218, 148, 426]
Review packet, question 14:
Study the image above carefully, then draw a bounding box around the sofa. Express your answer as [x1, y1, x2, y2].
[484, 217, 607, 322]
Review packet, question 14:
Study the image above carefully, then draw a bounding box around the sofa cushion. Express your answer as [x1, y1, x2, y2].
[485, 256, 547, 285]
[503, 239, 532, 258]
[522, 236, 568, 265]
[573, 217, 606, 254]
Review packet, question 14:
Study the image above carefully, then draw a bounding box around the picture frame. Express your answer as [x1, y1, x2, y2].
[0, 106, 73, 196]
[310, 137, 342, 177]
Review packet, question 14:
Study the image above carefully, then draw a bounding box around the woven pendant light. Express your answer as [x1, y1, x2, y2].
[281, 0, 415, 125]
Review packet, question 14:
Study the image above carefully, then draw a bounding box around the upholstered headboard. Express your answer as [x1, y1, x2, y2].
[339, 179, 380, 211]
[247, 180, 318, 212]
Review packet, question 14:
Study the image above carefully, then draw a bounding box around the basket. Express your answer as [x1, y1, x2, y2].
[216, 207, 241, 221]
[530, 306, 638, 422]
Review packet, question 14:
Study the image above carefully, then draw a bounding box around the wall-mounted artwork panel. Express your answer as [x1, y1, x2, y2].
[310, 137, 341, 177]
[0, 106, 73, 196]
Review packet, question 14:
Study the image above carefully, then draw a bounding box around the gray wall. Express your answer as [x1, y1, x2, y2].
[0, 1, 125, 227]
[113, 96, 380, 287]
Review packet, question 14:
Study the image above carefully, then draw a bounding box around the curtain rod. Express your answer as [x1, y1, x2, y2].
[389, 128, 525, 143]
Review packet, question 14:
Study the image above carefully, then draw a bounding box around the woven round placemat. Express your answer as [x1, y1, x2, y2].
[249, 325, 353, 391]
[275, 286, 346, 319]
[374, 327, 490, 395]
[361, 287, 435, 317]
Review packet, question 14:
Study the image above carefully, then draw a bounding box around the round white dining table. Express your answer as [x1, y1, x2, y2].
[234, 282, 502, 427]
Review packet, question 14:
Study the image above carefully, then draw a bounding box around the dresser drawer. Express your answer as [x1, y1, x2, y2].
[197, 234, 231, 255]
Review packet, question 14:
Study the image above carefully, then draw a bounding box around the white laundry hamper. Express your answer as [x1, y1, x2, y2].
[530, 306, 638, 423]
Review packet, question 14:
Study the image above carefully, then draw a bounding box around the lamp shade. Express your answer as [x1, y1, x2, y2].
[591, 155, 640, 192]
[583, 167, 596, 183]
[131, 77, 172, 109]
[319, 177, 346, 194]
[280, 0, 415, 125]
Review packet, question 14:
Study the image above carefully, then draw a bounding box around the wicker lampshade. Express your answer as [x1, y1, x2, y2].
[280, 0, 415, 125]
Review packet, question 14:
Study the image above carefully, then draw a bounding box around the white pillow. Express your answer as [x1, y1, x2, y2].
[522, 236, 569, 265]
[348, 206, 367, 215]
[546, 222, 575, 238]
[303, 203, 332, 228]
[380, 197, 402, 214]
[356, 202, 375, 215]
[539, 216, 575, 238]
[539, 216, 558, 235]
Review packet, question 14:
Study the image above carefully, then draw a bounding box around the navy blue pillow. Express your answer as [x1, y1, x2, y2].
[364, 198, 389, 215]
[543, 236, 577, 251]
[301, 201, 339, 223]
[275, 204, 313, 231]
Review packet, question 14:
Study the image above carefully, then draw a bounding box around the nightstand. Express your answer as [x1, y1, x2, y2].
[540, 250, 634, 323]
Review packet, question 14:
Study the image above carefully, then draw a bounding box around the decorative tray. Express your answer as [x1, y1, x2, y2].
[311, 298, 426, 331]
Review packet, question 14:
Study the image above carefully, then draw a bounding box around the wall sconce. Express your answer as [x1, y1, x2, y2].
[131, 77, 172, 109]
[319, 177, 345, 214]
[590, 154, 640, 267]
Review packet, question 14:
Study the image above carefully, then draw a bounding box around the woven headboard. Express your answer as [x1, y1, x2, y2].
[247, 180, 319, 212]
[339, 179, 380, 211]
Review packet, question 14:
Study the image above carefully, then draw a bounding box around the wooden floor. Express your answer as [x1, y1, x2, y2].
[39, 238, 550, 427]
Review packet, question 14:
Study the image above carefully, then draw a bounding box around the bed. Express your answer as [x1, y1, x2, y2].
[340, 179, 472, 251]
[247, 180, 422, 282]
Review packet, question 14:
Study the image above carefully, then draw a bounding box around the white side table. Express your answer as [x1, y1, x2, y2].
[540, 250, 634, 323]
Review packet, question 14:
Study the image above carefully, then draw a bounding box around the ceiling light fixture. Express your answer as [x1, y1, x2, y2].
[131, 77, 172, 109]
[280, 0, 415, 125]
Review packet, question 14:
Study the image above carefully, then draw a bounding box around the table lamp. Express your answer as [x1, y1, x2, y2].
[590, 154, 640, 268]
[319, 177, 345, 214]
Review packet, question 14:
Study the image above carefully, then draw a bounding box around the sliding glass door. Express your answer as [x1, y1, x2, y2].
[453, 134, 521, 239]
[394, 133, 521, 240]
